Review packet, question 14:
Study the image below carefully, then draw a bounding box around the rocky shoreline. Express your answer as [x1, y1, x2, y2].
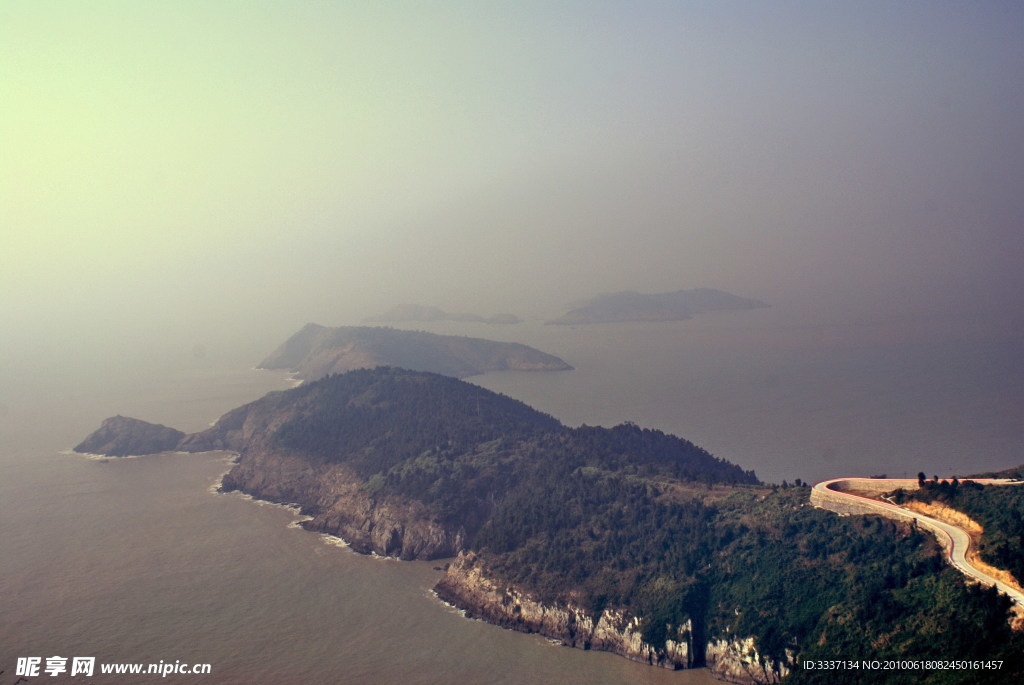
[434, 551, 789, 684]
[435, 551, 694, 669]
[73, 369, 790, 684]
[219, 446, 464, 560]
[218, 456, 790, 684]
[79, 431, 789, 683]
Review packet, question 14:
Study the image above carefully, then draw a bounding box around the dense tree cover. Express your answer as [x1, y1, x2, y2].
[273, 367, 562, 476]
[272, 368, 754, 521]
[711, 491, 1024, 684]
[893, 479, 1024, 587]
[269, 369, 1022, 681]
[475, 484, 1023, 681]
[567, 423, 756, 484]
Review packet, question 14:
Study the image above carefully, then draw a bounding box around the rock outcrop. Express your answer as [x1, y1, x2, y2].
[435, 552, 792, 683]
[219, 445, 463, 560]
[73, 416, 185, 456]
[434, 552, 694, 669]
[705, 637, 791, 684]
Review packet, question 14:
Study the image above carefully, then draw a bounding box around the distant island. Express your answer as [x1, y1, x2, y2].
[546, 288, 768, 325]
[258, 324, 571, 381]
[74, 368, 1024, 683]
[74, 415, 184, 457]
[966, 463, 1024, 480]
[366, 304, 521, 325]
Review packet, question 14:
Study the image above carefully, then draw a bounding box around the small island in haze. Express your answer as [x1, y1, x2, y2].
[259, 323, 571, 381]
[73, 415, 185, 457]
[366, 304, 522, 325]
[546, 288, 768, 325]
[75, 368, 1023, 683]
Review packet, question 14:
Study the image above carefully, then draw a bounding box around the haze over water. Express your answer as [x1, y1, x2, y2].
[404, 307, 1024, 486]
[3, 305, 1020, 682]
[2, 1, 1022, 682]
[2, 2, 1021, 356]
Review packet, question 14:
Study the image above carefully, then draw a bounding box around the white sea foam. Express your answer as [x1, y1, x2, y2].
[65, 449, 150, 461]
[206, 465, 408, 561]
[209, 482, 340, 546]
[212, 484, 304, 513]
[318, 533, 350, 548]
[428, 589, 474, 620]
[69, 448, 205, 461]
[288, 514, 315, 529]
[206, 453, 242, 494]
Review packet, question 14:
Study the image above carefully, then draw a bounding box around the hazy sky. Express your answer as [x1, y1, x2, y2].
[3, 1, 1022, 356]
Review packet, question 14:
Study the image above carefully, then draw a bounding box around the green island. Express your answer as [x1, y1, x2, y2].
[75, 368, 1024, 683]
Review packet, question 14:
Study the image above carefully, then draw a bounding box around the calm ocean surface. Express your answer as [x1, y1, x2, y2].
[1, 308, 1020, 683]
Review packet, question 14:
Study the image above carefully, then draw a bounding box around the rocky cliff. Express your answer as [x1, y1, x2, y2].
[219, 444, 463, 559]
[435, 552, 694, 669]
[705, 637, 791, 684]
[73, 415, 185, 456]
[435, 552, 791, 684]
[176, 377, 473, 560]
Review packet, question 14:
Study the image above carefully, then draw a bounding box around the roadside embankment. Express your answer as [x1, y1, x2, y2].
[810, 478, 920, 519]
[811, 477, 1024, 609]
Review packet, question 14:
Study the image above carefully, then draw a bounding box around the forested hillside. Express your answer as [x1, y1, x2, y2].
[77, 368, 1024, 681]
[894, 479, 1024, 588]
[271, 368, 755, 529]
[264, 370, 1022, 681]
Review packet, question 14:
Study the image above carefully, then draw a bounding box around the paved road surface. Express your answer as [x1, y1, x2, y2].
[812, 477, 1024, 606]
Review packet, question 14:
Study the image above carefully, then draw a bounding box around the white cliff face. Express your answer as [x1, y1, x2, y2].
[705, 636, 792, 684]
[434, 552, 692, 668]
[435, 552, 791, 682]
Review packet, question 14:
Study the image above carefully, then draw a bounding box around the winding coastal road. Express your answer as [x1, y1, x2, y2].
[811, 477, 1024, 606]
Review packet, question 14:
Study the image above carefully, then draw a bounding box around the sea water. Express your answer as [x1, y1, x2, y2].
[0, 342, 715, 684]
[2, 307, 1019, 683]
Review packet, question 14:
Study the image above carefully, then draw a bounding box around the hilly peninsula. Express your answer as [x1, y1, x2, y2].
[75, 368, 1023, 684]
[259, 323, 570, 381]
[366, 303, 521, 325]
[547, 288, 768, 325]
